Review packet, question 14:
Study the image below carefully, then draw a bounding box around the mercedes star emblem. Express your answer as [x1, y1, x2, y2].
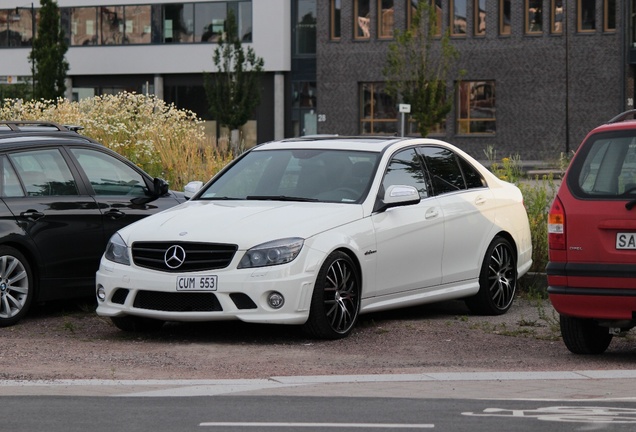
[164, 245, 186, 269]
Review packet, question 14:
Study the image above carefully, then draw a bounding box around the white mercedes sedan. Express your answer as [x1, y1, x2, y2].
[96, 136, 532, 339]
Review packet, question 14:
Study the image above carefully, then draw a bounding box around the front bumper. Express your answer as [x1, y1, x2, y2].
[95, 256, 318, 325]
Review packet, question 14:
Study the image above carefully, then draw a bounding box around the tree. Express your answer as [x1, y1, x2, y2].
[383, 2, 463, 137]
[204, 9, 264, 150]
[30, 0, 69, 100]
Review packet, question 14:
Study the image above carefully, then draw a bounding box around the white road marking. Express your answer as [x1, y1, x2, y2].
[199, 422, 434, 428]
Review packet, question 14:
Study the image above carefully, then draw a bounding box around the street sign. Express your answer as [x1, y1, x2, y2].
[399, 104, 411, 113]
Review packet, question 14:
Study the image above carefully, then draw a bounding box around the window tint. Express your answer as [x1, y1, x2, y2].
[382, 148, 429, 198]
[571, 134, 636, 197]
[1, 156, 24, 197]
[458, 156, 485, 189]
[420, 146, 465, 194]
[70, 148, 147, 197]
[9, 149, 78, 196]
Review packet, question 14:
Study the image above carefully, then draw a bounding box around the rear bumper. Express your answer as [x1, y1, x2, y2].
[548, 285, 636, 321]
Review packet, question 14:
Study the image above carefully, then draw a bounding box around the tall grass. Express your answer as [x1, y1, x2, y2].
[485, 146, 561, 289]
[0, 93, 234, 189]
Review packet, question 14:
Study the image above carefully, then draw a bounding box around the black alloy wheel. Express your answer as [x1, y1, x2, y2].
[303, 251, 361, 339]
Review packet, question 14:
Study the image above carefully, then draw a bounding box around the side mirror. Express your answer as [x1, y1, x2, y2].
[373, 185, 421, 213]
[184, 180, 204, 199]
[130, 177, 169, 206]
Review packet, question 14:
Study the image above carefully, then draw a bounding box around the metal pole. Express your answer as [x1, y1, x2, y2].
[31, 2, 35, 97]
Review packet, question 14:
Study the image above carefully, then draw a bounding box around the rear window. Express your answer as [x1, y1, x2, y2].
[568, 130, 636, 198]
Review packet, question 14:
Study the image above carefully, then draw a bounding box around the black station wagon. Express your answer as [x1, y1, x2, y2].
[0, 121, 184, 326]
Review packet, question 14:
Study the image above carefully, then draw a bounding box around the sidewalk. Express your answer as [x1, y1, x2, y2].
[2, 370, 636, 400]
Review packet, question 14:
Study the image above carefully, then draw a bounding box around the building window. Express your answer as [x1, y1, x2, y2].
[475, 0, 486, 36]
[499, 0, 511, 35]
[526, 0, 542, 34]
[355, 0, 371, 39]
[450, 0, 467, 36]
[578, 0, 596, 32]
[295, 0, 316, 55]
[604, 0, 616, 32]
[1, 7, 37, 48]
[551, 0, 564, 34]
[69, 7, 97, 46]
[163, 3, 195, 43]
[101, 6, 124, 44]
[330, 0, 341, 40]
[360, 83, 398, 135]
[408, 1, 442, 37]
[124, 5, 151, 44]
[457, 81, 496, 135]
[378, 0, 395, 39]
[196, 2, 226, 42]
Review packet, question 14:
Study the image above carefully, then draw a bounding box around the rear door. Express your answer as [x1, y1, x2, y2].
[563, 130, 636, 288]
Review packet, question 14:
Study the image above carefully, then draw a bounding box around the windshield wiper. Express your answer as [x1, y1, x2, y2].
[246, 195, 319, 202]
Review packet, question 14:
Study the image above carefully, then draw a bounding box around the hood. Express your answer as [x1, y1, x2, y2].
[119, 200, 365, 249]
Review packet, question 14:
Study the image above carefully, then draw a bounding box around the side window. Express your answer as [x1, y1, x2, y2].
[382, 148, 429, 198]
[1, 156, 24, 197]
[9, 149, 78, 196]
[420, 146, 465, 194]
[458, 156, 486, 189]
[70, 148, 147, 197]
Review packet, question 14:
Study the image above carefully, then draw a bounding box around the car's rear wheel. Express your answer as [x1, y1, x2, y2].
[560, 315, 613, 354]
[303, 251, 360, 339]
[466, 237, 517, 315]
[111, 316, 165, 332]
[0, 247, 33, 327]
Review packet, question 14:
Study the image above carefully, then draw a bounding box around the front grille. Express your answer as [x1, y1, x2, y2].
[133, 291, 223, 312]
[132, 241, 237, 272]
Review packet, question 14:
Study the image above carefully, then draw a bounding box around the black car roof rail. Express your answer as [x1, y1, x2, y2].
[607, 110, 636, 124]
[0, 120, 83, 132]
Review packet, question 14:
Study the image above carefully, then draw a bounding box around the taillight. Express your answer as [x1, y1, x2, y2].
[548, 196, 566, 250]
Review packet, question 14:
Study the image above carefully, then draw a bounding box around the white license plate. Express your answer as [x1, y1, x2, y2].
[616, 233, 636, 249]
[176, 275, 218, 291]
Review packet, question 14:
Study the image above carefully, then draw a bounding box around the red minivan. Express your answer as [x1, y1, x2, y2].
[548, 110, 636, 354]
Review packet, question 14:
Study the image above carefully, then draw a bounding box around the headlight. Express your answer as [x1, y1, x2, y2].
[238, 238, 304, 269]
[104, 233, 130, 265]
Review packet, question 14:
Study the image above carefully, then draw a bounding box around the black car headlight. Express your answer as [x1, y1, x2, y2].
[238, 238, 304, 269]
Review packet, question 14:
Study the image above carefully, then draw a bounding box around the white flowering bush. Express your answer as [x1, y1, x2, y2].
[0, 93, 234, 189]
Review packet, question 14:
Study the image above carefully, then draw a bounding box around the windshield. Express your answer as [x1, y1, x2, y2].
[199, 149, 380, 203]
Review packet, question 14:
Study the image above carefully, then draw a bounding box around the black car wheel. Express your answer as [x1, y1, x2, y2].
[466, 237, 517, 315]
[0, 246, 33, 327]
[560, 315, 613, 355]
[303, 251, 360, 339]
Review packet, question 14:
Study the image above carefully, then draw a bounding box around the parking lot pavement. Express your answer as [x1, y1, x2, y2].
[2, 370, 636, 400]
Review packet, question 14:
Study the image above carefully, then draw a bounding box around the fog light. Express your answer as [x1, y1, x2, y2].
[267, 292, 284, 309]
[96, 285, 106, 302]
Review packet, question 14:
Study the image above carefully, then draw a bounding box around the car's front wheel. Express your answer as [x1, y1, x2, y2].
[560, 315, 613, 354]
[466, 236, 517, 315]
[111, 316, 165, 332]
[0, 246, 33, 327]
[303, 251, 361, 339]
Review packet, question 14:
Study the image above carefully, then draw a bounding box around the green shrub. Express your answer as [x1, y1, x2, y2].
[0, 93, 234, 189]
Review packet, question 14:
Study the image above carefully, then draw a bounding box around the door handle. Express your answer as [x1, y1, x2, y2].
[105, 209, 125, 220]
[20, 210, 44, 220]
[474, 196, 487, 206]
[425, 208, 439, 219]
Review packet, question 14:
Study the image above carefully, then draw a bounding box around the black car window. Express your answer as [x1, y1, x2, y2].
[9, 149, 78, 196]
[458, 156, 486, 189]
[70, 148, 148, 197]
[420, 146, 465, 195]
[382, 148, 429, 198]
[2, 156, 24, 197]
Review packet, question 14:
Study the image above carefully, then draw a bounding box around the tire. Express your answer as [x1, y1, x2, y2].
[303, 251, 361, 340]
[0, 246, 34, 327]
[465, 237, 517, 315]
[559, 315, 613, 355]
[111, 316, 165, 332]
